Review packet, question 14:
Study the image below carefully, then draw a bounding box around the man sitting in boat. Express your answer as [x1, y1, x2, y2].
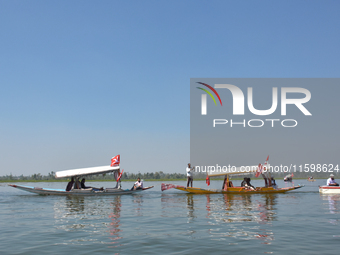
[245, 178, 255, 190]
[271, 177, 277, 188]
[222, 177, 234, 190]
[131, 178, 143, 190]
[66, 177, 74, 191]
[241, 177, 255, 190]
[327, 174, 339, 186]
[74, 178, 81, 189]
[241, 177, 247, 187]
[81, 178, 104, 191]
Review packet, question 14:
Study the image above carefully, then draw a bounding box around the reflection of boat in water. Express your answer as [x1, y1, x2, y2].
[9, 155, 153, 196]
[204, 193, 276, 244]
[319, 186, 340, 194]
[162, 158, 303, 194]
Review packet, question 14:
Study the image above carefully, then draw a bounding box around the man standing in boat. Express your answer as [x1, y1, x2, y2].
[327, 174, 339, 186]
[186, 163, 195, 188]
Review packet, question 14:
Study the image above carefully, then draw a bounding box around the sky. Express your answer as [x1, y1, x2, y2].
[0, 0, 339, 176]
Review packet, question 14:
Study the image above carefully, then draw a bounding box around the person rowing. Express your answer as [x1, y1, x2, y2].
[186, 163, 195, 188]
[131, 178, 143, 190]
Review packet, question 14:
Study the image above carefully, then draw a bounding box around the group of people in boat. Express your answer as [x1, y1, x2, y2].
[186, 162, 278, 190]
[222, 176, 276, 191]
[65, 177, 144, 192]
[66, 177, 104, 191]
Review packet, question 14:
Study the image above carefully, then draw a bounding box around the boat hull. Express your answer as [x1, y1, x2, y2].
[175, 185, 304, 194]
[9, 184, 153, 196]
[319, 186, 340, 194]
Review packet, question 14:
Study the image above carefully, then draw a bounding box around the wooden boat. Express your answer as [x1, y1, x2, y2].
[162, 183, 303, 194]
[162, 159, 303, 194]
[9, 155, 154, 196]
[319, 186, 340, 194]
[308, 178, 315, 182]
[9, 184, 154, 196]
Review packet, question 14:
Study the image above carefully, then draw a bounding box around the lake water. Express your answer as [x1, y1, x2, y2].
[1, 179, 339, 254]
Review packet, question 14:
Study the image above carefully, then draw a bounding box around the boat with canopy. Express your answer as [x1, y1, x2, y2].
[162, 156, 304, 194]
[9, 155, 154, 196]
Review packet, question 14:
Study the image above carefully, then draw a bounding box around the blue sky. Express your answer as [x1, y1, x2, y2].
[0, 0, 339, 176]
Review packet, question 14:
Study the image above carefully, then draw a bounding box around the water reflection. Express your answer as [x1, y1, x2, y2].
[186, 194, 195, 223]
[132, 195, 144, 217]
[53, 196, 123, 248]
[160, 193, 188, 218]
[108, 196, 122, 248]
[205, 194, 276, 245]
[64, 196, 85, 213]
[321, 194, 340, 225]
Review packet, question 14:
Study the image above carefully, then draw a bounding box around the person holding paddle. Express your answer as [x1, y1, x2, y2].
[186, 163, 195, 188]
[131, 178, 143, 190]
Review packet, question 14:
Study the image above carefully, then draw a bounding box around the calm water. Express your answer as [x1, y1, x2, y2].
[1, 179, 339, 254]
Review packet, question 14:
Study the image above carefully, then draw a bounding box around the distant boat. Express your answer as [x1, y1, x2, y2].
[284, 174, 293, 182]
[319, 186, 340, 194]
[9, 155, 153, 196]
[308, 177, 315, 182]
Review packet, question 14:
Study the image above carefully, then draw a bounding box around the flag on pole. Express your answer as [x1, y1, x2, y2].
[117, 169, 124, 182]
[111, 155, 120, 167]
[255, 163, 263, 178]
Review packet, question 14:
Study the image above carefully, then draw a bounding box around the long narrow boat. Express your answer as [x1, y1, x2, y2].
[162, 183, 303, 194]
[9, 184, 154, 196]
[319, 186, 340, 194]
[162, 159, 304, 194]
[9, 155, 153, 196]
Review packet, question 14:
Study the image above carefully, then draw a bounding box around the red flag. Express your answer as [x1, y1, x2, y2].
[206, 175, 210, 186]
[111, 155, 120, 166]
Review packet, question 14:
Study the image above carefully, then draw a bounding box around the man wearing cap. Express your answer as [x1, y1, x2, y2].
[327, 174, 339, 186]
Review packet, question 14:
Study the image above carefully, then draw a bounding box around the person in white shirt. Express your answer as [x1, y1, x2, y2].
[131, 178, 144, 190]
[186, 163, 195, 187]
[327, 174, 339, 186]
